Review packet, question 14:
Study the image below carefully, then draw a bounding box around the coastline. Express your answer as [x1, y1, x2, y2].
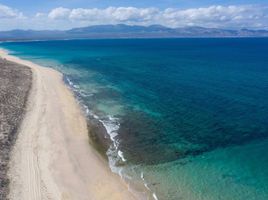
[1, 38, 268, 200]
[0, 49, 137, 200]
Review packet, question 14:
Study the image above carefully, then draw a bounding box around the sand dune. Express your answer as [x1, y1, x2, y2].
[0, 50, 136, 200]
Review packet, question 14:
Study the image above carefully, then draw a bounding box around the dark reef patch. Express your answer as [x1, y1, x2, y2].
[87, 118, 111, 159]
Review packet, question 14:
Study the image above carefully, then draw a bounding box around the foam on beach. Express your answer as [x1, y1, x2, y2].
[64, 74, 156, 200]
[65, 75, 126, 163]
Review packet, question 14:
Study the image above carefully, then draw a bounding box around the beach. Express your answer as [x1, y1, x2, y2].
[0, 49, 136, 200]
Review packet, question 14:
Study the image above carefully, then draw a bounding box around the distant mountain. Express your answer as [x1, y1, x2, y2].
[0, 29, 66, 40]
[67, 24, 173, 34]
[0, 24, 268, 41]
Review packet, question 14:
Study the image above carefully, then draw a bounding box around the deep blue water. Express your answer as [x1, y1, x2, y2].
[2, 38, 268, 200]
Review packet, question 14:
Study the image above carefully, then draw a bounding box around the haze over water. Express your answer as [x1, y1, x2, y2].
[2, 38, 268, 200]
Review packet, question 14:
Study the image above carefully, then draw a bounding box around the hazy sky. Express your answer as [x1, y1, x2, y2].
[0, 0, 267, 30]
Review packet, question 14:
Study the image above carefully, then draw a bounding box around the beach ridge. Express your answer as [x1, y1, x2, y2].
[0, 49, 136, 200]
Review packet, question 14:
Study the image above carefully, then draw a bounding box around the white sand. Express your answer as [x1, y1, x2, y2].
[0, 49, 137, 200]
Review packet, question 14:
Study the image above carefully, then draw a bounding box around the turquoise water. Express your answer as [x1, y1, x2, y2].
[1, 38, 268, 200]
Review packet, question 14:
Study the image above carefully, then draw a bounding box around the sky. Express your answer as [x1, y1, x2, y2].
[0, 0, 267, 30]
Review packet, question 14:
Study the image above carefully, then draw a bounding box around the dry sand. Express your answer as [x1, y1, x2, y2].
[0, 49, 137, 200]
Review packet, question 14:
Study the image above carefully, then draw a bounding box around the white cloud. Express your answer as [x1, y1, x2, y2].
[47, 7, 159, 23]
[160, 5, 268, 28]
[35, 12, 46, 18]
[1, 4, 268, 30]
[48, 7, 71, 20]
[45, 5, 268, 29]
[0, 4, 25, 19]
[108, 7, 158, 22]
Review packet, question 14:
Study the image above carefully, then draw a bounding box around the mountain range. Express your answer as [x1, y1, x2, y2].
[0, 24, 268, 41]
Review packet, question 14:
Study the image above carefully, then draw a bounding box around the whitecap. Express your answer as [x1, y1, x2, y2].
[152, 193, 159, 200]
[118, 150, 127, 162]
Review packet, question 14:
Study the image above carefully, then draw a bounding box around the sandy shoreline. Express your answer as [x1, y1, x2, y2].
[0, 49, 137, 200]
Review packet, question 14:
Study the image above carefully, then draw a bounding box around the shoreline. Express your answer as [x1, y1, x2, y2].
[0, 49, 137, 200]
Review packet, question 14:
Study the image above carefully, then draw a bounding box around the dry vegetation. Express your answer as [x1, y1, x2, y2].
[0, 58, 31, 199]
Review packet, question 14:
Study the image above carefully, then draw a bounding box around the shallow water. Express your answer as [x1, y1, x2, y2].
[2, 38, 268, 200]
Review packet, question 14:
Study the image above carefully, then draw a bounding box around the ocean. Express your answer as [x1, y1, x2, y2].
[1, 38, 268, 200]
